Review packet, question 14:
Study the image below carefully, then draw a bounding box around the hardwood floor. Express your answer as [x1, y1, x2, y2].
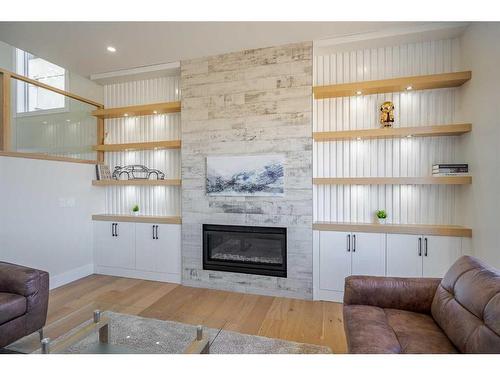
[47, 274, 347, 353]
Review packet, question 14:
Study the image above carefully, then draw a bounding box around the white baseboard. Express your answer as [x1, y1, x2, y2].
[50, 263, 94, 290]
[314, 289, 344, 303]
[95, 266, 181, 284]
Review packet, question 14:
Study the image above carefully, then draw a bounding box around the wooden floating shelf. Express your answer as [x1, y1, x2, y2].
[313, 176, 472, 185]
[91, 101, 181, 119]
[93, 140, 181, 152]
[92, 214, 182, 224]
[313, 71, 472, 99]
[313, 123, 472, 142]
[92, 179, 181, 186]
[313, 222, 472, 238]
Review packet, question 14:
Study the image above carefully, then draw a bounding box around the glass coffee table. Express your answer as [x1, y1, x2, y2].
[7, 303, 226, 354]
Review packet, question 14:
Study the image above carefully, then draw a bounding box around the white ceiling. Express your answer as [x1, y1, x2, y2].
[0, 22, 434, 78]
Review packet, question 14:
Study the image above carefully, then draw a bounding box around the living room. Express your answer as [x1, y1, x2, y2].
[1, 1, 499, 373]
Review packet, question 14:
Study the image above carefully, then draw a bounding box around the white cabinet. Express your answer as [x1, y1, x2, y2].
[386, 234, 462, 278]
[94, 221, 135, 269]
[94, 221, 181, 283]
[136, 223, 181, 274]
[315, 231, 386, 301]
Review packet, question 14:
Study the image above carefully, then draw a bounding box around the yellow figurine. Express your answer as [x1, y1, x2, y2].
[380, 101, 395, 127]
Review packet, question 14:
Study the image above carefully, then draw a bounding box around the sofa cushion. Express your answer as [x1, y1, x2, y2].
[0, 292, 27, 325]
[384, 308, 458, 353]
[431, 256, 500, 353]
[343, 305, 401, 353]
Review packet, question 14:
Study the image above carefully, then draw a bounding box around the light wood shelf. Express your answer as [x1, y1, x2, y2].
[92, 179, 181, 186]
[93, 140, 181, 152]
[91, 101, 181, 119]
[313, 176, 472, 185]
[92, 214, 182, 224]
[313, 123, 472, 142]
[313, 221, 472, 237]
[313, 71, 472, 99]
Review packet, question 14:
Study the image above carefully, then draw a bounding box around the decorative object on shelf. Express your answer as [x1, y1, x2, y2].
[379, 101, 395, 127]
[95, 164, 112, 180]
[432, 163, 469, 176]
[375, 210, 388, 224]
[206, 154, 285, 197]
[112, 165, 165, 180]
[132, 204, 140, 216]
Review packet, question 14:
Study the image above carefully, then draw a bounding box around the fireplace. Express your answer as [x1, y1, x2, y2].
[203, 224, 287, 277]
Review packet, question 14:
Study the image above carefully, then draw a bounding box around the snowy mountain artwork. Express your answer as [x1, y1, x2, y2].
[206, 154, 285, 196]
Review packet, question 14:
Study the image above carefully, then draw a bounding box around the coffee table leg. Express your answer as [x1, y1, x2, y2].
[41, 338, 50, 354]
[94, 310, 109, 344]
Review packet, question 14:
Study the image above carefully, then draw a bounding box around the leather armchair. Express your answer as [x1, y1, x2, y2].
[343, 256, 500, 354]
[0, 262, 49, 348]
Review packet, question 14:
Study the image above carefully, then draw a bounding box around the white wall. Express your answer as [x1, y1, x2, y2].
[0, 156, 104, 288]
[459, 23, 500, 269]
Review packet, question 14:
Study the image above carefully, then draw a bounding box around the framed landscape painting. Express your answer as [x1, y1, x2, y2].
[206, 154, 285, 197]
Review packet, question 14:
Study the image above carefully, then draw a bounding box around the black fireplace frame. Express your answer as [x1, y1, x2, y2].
[202, 224, 287, 278]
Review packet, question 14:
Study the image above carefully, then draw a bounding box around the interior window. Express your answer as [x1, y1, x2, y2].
[15, 48, 66, 113]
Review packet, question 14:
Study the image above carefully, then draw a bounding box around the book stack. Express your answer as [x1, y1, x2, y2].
[432, 163, 469, 176]
[95, 164, 112, 180]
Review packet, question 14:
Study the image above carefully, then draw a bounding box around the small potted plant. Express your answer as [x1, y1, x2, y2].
[132, 204, 140, 216]
[375, 210, 387, 224]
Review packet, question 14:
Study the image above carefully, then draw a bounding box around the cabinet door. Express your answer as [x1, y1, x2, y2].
[155, 224, 181, 274]
[319, 231, 351, 292]
[135, 223, 158, 272]
[386, 234, 423, 277]
[136, 223, 181, 274]
[94, 221, 135, 269]
[351, 232, 386, 276]
[422, 235, 461, 278]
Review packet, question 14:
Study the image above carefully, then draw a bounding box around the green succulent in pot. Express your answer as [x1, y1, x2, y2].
[375, 210, 387, 224]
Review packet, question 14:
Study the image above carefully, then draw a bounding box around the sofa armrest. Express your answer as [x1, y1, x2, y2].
[0, 262, 49, 297]
[344, 275, 441, 314]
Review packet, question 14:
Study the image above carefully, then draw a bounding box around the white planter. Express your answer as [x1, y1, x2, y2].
[376, 217, 386, 224]
[132, 211, 139, 216]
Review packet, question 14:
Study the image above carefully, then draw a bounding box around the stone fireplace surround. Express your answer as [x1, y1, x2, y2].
[181, 42, 313, 299]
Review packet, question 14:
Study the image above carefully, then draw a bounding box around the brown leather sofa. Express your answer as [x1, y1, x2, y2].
[343, 256, 500, 353]
[0, 262, 49, 348]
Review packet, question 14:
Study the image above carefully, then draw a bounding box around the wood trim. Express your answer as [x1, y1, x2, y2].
[313, 123, 472, 141]
[92, 179, 181, 186]
[92, 214, 182, 224]
[0, 151, 101, 165]
[0, 68, 103, 108]
[0, 71, 11, 151]
[313, 176, 472, 185]
[313, 71, 472, 99]
[96, 118, 105, 163]
[313, 222, 472, 237]
[91, 101, 181, 119]
[93, 140, 181, 152]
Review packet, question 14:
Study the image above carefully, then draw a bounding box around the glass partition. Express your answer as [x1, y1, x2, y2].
[10, 77, 98, 161]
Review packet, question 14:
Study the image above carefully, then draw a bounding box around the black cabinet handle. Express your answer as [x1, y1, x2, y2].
[347, 234, 350, 252]
[152, 225, 155, 239]
[424, 238, 428, 257]
[155, 225, 159, 240]
[352, 234, 356, 252]
[115, 223, 118, 237]
[418, 237, 422, 256]
[111, 223, 115, 237]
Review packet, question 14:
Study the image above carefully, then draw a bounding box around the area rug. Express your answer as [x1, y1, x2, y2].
[10, 312, 331, 354]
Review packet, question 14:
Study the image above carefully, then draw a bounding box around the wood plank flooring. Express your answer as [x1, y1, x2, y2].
[47, 274, 347, 353]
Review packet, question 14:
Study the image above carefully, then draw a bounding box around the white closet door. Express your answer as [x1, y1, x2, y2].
[386, 234, 423, 277]
[351, 232, 386, 276]
[422, 235, 462, 278]
[319, 231, 351, 292]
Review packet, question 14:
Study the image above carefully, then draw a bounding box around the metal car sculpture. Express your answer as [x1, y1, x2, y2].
[112, 165, 165, 180]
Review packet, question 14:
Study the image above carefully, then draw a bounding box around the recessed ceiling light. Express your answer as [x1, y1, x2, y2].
[153, 110, 158, 114]
[356, 91, 362, 95]
[66, 119, 71, 122]
[407, 134, 413, 138]
[107, 46, 116, 53]
[356, 137, 362, 141]
[406, 86, 413, 90]
[124, 113, 129, 117]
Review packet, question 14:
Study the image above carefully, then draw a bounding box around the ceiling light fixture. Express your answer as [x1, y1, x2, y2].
[356, 91, 362, 95]
[407, 134, 413, 138]
[124, 113, 129, 117]
[153, 110, 158, 114]
[356, 137, 362, 141]
[107, 46, 116, 53]
[66, 119, 71, 122]
[406, 86, 413, 90]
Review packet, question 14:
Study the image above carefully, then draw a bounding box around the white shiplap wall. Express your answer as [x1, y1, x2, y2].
[103, 76, 181, 216]
[313, 38, 467, 225]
